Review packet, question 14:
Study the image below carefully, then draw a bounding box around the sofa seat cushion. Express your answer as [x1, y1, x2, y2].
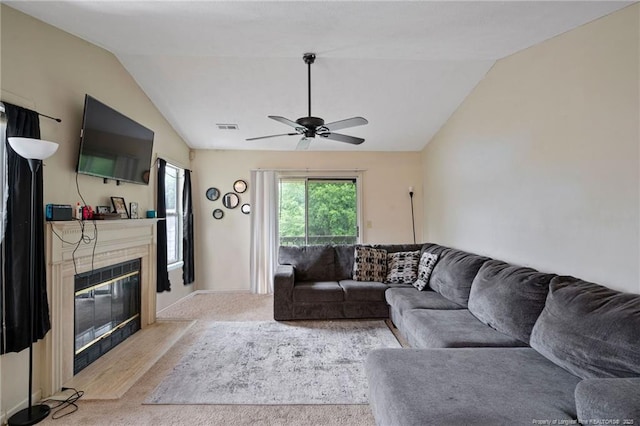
[279, 245, 336, 281]
[385, 287, 464, 314]
[531, 276, 640, 379]
[403, 309, 527, 348]
[429, 248, 490, 307]
[339, 280, 388, 302]
[292, 281, 344, 303]
[366, 348, 581, 426]
[468, 260, 556, 343]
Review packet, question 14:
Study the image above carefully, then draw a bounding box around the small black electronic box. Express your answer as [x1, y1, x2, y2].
[46, 204, 73, 221]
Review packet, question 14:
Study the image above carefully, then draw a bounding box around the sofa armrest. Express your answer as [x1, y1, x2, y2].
[575, 377, 640, 423]
[274, 264, 295, 320]
[275, 264, 295, 291]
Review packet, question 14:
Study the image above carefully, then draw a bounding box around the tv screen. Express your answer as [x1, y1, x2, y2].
[77, 95, 154, 185]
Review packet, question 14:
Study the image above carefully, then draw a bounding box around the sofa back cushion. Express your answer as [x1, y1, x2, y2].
[468, 260, 556, 343]
[373, 243, 424, 254]
[428, 248, 489, 307]
[278, 245, 336, 282]
[530, 276, 640, 379]
[334, 244, 356, 280]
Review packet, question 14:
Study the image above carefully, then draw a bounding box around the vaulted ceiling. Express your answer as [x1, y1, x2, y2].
[7, 1, 631, 151]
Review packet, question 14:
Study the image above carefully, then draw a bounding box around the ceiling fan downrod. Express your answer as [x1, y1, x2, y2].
[303, 52, 315, 118]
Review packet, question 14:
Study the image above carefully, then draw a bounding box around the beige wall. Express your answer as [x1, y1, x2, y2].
[422, 5, 639, 294]
[0, 5, 192, 418]
[192, 150, 423, 291]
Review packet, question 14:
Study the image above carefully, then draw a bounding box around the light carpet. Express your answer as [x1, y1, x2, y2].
[145, 320, 400, 405]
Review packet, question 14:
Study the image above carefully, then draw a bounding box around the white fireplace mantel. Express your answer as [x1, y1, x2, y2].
[43, 219, 158, 396]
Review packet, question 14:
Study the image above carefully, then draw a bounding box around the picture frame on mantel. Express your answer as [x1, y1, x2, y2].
[111, 196, 128, 218]
[130, 202, 139, 219]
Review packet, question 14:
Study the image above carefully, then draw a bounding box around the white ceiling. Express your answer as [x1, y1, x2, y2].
[7, 1, 632, 151]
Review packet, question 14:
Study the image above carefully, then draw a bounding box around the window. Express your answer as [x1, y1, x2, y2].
[279, 176, 360, 246]
[164, 163, 183, 267]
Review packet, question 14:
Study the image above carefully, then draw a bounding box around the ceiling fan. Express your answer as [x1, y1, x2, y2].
[247, 53, 368, 150]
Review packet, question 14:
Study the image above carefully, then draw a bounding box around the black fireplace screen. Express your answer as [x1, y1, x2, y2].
[74, 259, 141, 374]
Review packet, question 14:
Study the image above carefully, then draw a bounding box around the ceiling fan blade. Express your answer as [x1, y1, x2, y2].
[322, 117, 368, 132]
[321, 132, 365, 145]
[296, 137, 312, 150]
[246, 133, 298, 141]
[269, 116, 302, 129]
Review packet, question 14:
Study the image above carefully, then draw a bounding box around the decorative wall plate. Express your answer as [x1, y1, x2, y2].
[233, 179, 247, 193]
[206, 187, 220, 201]
[241, 204, 251, 214]
[223, 192, 240, 209]
[212, 209, 224, 219]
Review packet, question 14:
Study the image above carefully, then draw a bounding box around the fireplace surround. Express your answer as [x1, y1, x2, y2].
[44, 219, 158, 397]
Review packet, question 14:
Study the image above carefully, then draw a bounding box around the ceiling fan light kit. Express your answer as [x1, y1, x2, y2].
[247, 53, 368, 149]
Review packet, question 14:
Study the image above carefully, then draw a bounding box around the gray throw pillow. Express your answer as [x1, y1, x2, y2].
[530, 276, 640, 379]
[353, 246, 387, 282]
[385, 251, 420, 284]
[412, 252, 439, 291]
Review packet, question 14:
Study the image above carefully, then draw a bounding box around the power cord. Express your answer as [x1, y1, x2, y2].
[49, 173, 99, 275]
[50, 217, 97, 276]
[41, 386, 84, 420]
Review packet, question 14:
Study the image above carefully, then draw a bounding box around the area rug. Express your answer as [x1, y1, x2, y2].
[145, 320, 400, 405]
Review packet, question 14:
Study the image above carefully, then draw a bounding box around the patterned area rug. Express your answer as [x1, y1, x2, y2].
[145, 320, 400, 405]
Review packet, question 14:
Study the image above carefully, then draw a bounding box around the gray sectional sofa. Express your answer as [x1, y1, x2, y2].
[274, 242, 640, 425]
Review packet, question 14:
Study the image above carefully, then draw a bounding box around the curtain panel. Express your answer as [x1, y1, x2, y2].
[1, 103, 51, 354]
[156, 158, 171, 292]
[249, 170, 278, 294]
[182, 169, 195, 285]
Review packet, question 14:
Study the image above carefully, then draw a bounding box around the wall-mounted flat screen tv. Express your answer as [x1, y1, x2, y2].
[77, 95, 154, 185]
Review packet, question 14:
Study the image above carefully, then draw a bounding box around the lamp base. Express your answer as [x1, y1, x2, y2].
[7, 404, 50, 426]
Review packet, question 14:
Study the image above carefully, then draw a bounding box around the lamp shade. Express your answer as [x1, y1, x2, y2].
[8, 137, 59, 160]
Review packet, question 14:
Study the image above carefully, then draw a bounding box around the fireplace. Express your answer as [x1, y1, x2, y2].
[74, 259, 141, 374]
[44, 219, 158, 397]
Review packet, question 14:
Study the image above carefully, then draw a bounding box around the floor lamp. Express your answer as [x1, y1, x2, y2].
[7, 137, 59, 426]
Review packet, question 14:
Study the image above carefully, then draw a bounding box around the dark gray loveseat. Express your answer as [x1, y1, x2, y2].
[274, 243, 422, 320]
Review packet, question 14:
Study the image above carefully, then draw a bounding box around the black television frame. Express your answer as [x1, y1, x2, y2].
[76, 95, 154, 185]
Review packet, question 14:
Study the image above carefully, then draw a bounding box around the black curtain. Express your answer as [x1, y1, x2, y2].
[1, 103, 51, 354]
[182, 169, 194, 285]
[156, 158, 171, 292]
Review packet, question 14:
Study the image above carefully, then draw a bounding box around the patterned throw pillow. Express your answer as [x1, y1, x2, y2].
[412, 252, 439, 291]
[353, 246, 388, 282]
[385, 251, 421, 284]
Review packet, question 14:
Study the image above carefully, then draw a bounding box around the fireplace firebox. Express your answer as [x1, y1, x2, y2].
[74, 259, 141, 374]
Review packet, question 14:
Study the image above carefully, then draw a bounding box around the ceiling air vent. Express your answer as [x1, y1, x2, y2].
[216, 123, 239, 130]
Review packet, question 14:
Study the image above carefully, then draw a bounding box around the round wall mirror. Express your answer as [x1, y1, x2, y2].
[212, 208, 224, 219]
[241, 204, 251, 214]
[233, 179, 247, 193]
[206, 187, 220, 201]
[222, 192, 240, 209]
